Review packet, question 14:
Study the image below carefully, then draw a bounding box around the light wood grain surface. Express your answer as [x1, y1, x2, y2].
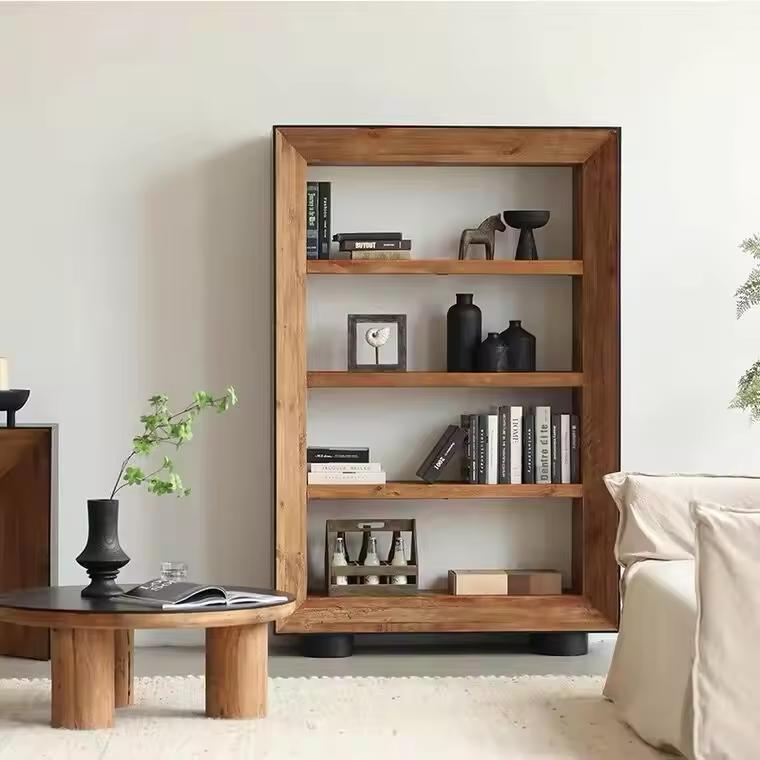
[307, 372, 584, 388]
[307, 260, 583, 276]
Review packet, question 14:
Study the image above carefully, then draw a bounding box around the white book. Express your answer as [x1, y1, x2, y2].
[487, 413, 498, 485]
[307, 471, 386, 484]
[535, 406, 551, 484]
[560, 414, 571, 484]
[509, 406, 523, 484]
[309, 462, 382, 473]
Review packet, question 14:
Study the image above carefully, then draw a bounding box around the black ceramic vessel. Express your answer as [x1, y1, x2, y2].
[76, 499, 130, 598]
[446, 293, 482, 372]
[476, 333, 510, 372]
[504, 210, 550, 261]
[0, 389, 30, 428]
[500, 320, 536, 371]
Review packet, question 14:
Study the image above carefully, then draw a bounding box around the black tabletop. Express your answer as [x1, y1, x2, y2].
[0, 586, 294, 614]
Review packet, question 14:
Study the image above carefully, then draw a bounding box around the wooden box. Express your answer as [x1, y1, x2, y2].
[448, 569, 562, 596]
[325, 518, 418, 597]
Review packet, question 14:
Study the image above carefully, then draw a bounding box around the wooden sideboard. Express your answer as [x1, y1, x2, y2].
[0, 427, 53, 659]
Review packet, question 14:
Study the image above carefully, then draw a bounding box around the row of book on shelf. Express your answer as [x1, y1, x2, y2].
[418, 407, 580, 485]
[306, 405, 579, 487]
[306, 181, 412, 260]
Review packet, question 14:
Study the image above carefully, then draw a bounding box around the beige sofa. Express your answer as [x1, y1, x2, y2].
[604, 473, 760, 760]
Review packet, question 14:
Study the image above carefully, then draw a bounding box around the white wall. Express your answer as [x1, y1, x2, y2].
[1, 1, 759, 628]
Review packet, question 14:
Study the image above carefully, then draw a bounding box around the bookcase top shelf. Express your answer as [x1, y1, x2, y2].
[307, 371, 583, 388]
[307, 260, 582, 276]
[308, 482, 582, 500]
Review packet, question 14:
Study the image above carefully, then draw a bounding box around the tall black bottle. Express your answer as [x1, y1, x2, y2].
[447, 294, 482, 371]
[500, 320, 536, 371]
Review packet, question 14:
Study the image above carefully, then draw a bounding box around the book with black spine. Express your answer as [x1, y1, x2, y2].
[551, 414, 561, 484]
[535, 407, 551, 484]
[498, 406, 509, 484]
[570, 415, 580, 483]
[477, 413, 488, 484]
[318, 182, 331, 260]
[560, 414, 571, 484]
[417, 425, 466, 483]
[468, 414, 479, 484]
[120, 580, 288, 610]
[509, 406, 523, 484]
[523, 412, 535, 484]
[339, 239, 412, 252]
[460, 414, 470, 483]
[333, 232, 402, 243]
[306, 182, 319, 259]
[307, 447, 370, 464]
[416, 425, 457, 482]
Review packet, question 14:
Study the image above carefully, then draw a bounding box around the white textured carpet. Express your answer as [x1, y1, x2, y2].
[0, 675, 667, 759]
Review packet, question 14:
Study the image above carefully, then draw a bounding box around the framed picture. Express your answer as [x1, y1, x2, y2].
[347, 314, 407, 372]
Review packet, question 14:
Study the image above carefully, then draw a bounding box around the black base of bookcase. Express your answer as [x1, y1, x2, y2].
[300, 633, 354, 658]
[530, 632, 588, 656]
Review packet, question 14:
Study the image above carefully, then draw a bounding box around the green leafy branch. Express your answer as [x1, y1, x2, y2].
[731, 235, 760, 420]
[109, 387, 237, 499]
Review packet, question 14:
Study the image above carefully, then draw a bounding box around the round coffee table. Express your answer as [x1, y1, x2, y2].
[0, 586, 295, 729]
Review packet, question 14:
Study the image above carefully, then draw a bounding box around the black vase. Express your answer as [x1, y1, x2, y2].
[447, 293, 482, 372]
[476, 333, 510, 372]
[76, 499, 130, 599]
[500, 320, 536, 371]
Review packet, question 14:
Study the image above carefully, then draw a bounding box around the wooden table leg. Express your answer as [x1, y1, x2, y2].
[114, 630, 134, 707]
[51, 628, 115, 729]
[205, 624, 268, 719]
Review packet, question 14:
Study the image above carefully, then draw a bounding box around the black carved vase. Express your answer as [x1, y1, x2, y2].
[500, 320, 536, 371]
[446, 293, 482, 372]
[76, 499, 130, 599]
[476, 333, 510, 372]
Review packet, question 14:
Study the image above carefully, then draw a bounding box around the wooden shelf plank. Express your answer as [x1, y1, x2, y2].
[279, 593, 614, 633]
[307, 259, 582, 276]
[308, 482, 582, 500]
[308, 371, 583, 388]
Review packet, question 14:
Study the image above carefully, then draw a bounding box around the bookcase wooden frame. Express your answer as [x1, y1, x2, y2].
[274, 126, 620, 635]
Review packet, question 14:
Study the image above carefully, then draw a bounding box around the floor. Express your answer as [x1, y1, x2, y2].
[0, 635, 615, 679]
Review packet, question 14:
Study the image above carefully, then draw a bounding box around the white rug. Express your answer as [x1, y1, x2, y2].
[0, 675, 668, 759]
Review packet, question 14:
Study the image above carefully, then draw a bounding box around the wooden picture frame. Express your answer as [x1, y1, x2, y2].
[347, 314, 407, 372]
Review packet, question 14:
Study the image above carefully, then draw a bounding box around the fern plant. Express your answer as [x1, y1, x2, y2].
[731, 234, 760, 420]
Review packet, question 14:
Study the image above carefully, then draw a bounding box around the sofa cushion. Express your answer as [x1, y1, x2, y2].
[692, 500, 760, 760]
[604, 472, 760, 567]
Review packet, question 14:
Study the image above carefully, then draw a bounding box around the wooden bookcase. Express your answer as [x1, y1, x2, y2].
[274, 126, 620, 636]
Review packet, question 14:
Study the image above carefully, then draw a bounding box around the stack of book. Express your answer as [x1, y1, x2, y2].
[306, 181, 331, 260]
[460, 407, 579, 485]
[331, 232, 412, 260]
[307, 446, 386, 485]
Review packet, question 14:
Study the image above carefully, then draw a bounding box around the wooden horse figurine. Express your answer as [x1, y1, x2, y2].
[458, 214, 507, 260]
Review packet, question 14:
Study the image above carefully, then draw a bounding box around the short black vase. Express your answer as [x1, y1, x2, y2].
[446, 293, 482, 372]
[504, 210, 550, 261]
[500, 320, 536, 371]
[76, 499, 130, 599]
[476, 333, 510, 372]
[0, 389, 30, 428]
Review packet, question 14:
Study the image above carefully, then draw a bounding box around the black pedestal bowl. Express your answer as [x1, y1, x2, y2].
[503, 210, 550, 261]
[0, 389, 30, 428]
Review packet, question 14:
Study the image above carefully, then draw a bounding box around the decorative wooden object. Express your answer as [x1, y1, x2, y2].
[274, 125, 621, 636]
[0, 427, 52, 660]
[325, 519, 418, 596]
[458, 213, 506, 260]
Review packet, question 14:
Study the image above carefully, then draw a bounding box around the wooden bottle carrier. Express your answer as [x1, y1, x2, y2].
[325, 518, 419, 597]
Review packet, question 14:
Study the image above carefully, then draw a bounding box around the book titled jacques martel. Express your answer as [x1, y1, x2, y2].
[535, 406, 552, 484]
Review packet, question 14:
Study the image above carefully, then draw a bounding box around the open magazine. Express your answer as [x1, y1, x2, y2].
[120, 579, 288, 610]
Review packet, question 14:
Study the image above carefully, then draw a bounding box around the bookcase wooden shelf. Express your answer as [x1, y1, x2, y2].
[307, 371, 584, 388]
[274, 125, 621, 637]
[307, 260, 583, 276]
[308, 483, 583, 500]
